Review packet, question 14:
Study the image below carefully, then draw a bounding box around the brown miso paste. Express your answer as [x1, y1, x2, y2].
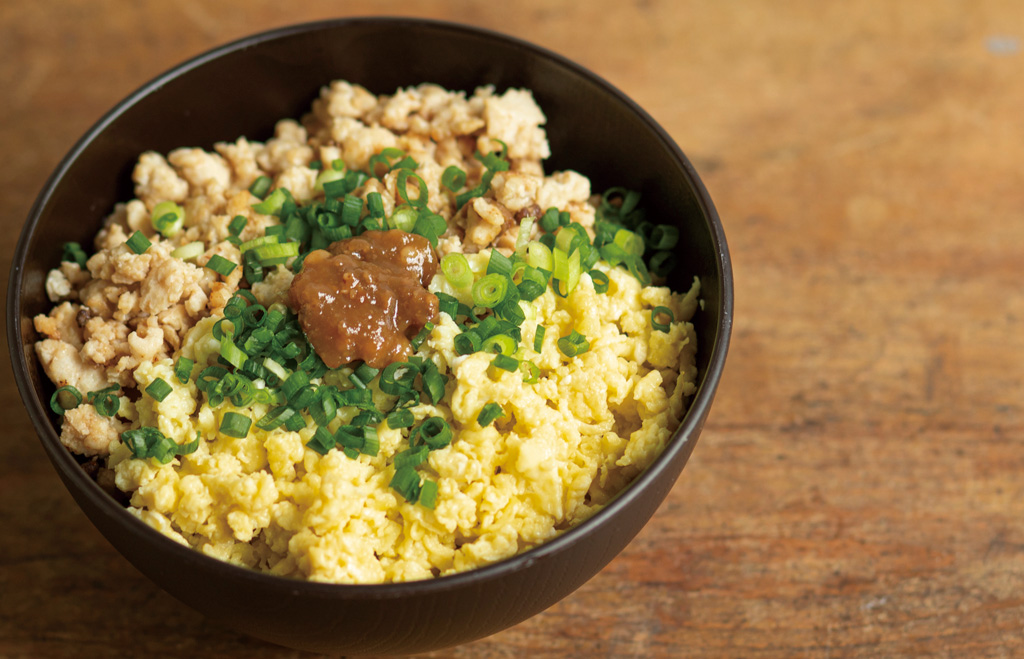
[289, 229, 439, 369]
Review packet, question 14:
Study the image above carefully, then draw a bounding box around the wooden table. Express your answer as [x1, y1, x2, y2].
[2, 1, 1021, 656]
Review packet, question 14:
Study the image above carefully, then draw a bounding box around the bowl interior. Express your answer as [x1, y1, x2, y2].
[9, 17, 731, 655]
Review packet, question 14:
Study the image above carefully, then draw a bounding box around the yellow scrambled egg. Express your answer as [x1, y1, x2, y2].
[109, 254, 699, 583]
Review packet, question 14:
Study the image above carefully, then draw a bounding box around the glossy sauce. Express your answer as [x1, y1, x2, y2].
[288, 230, 439, 369]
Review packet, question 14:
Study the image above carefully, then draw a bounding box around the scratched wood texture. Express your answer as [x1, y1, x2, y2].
[3, 1, 1024, 657]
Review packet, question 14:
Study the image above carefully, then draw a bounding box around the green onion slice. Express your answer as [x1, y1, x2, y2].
[390, 465, 422, 503]
[649, 225, 679, 250]
[418, 479, 439, 509]
[248, 176, 272, 199]
[589, 270, 610, 294]
[557, 330, 591, 358]
[145, 378, 173, 402]
[521, 359, 540, 384]
[205, 254, 237, 276]
[471, 273, 509, 308]
[61, 242, 88, 268]
[412, 417, 453, 450]
[491, 353, 519, 372]
[651, 306, 675, 332]
[476, 402, 504, 427]
[533, 325, 546, 352]
[220, 411, 252, 438]
[125, 231, 151, 255]
[397, 170, 429, 209]
[49, 385, 83, 415]
[228, 214, 247, 236]
[441, 165, 467, 191]
[171, 241, 204, 260]
[441, 253, 473, 289]
[252, 241, 299, 266]
[151, 201, 185, 237]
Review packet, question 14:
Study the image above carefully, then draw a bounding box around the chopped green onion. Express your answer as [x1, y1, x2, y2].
[239, 234, 280, 254]
[361, 427, 380, 456]
[471, 273, 509, 308]
[477, 402, 504, 427]
[515, 217, 535, 257]
[379, 361, 419, 395]
[205, 254, 237, 276]
[491, 353, 519, 372]
[397, 170, 429, 209]
[228, 214, 248, 236]
[251, 187, 291, 216]
[387, 408, 415, 429]
[314, 167, 346, 194]
[256, 405, 296, 431]
[627, 257, 652, 286]
[486, 249, 513, 277]
[649, 225, 679, 250]
[171, 241, 204, 260]
[418, 479, 439, 509]
[61, 242, 88, 268]
[410, 321, 435, 351]
[49, 385, 82, 415]
[440, 253, 473, 289]
[122, 426, 178, 464]
[454, 330, 482, 355]
[368, 147, 407, 178]
[87, 384, 120, 417]
[390, 465, 422, 503]
[219, 334, 247, 369]
[540, 207, 560, 232]
[412, 417, 453, 450]
[341, 194, 363, 226]
[516, 266, 548, 301]
[390, 206, 419, 232]
[482, 334, 517, 356]
[421, 360, 447, 405]
[614, 228, 645, 256]
[648, 250, 676, 277]
[125, 231, 151, 254]
[366, 192, 385, 219]
[651, 306, 675, 332]
[220, 411, 252, 438]
[411, 212, 447, 249]
[249, 176, 272, 199]
[283, 410, 307, 431]
[176, 432, 201, 457]
[441, 165, 467, 192]
[521, 360, 540, 384]
[262, 357, 290, 381]
[589, 270, 610, 294]
[394, 445, 430, 470]
[533, 325, 546, 352]
[307, 426, 336, 455]
[526, 241, 553, 271]
[151, 200, 185, 237]
[349, 363, 379, 389]
[557, 330, 590, 358]
[145, 378, 173, 402]
[252, 241, 299, 266]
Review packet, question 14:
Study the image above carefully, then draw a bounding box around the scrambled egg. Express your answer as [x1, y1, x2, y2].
[34, 80, 700, 584]
[109, 259, 698, 583]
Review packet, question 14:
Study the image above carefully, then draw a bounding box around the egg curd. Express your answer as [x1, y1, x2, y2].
[34, 81, 700, 583]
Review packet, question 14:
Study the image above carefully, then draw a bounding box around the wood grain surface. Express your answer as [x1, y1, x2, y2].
[3, 1, 1023, 657]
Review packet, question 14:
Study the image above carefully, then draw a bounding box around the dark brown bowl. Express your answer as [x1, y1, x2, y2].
[8, 17, 732, 655]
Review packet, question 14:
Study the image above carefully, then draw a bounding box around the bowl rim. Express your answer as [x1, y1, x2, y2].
[7, 15, 733, 597]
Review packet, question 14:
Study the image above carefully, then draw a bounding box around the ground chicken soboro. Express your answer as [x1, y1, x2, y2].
[34, 81, 700, 583]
